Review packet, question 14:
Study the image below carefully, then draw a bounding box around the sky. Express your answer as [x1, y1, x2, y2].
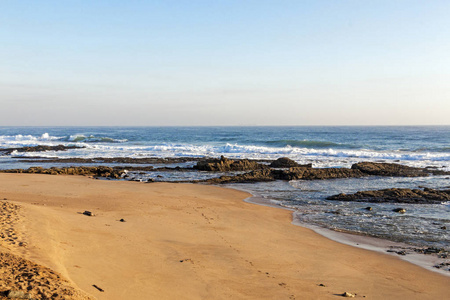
[1, 0, 449, 126]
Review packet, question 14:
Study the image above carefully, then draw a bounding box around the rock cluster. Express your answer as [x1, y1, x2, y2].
[17, 156, 203, 164]
[351, 162, 429, 177]
[326, 187, 450, 204]
[204, 167, 365, 184]
[194, 156, 268, 172]
[198, 160, 449, 184]
[1, 166, 125, 179]
[0, 145, 83, 155]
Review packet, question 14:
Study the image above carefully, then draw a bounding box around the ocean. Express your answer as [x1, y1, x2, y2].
[0, 126, 449, 251]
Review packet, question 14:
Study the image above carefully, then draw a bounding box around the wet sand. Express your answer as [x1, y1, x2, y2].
[0, 173, 449, 299]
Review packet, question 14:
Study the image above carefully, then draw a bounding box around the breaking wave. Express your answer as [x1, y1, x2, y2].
[62, 135, 128, 143]
[264, 139, 358, 149]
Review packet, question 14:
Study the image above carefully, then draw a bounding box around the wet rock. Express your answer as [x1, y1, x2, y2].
[269, 157, 311, 168]
[327, 187, 450, 204]
[273, 167, 364, 180]
[206, 169, 275, 184]
[0, 144, 84, 155]
[1, 166, 126, 179]
[365, 207, 373, 211]
[433, 262, 450, 270]
[203, 166, 365, 184]
[195, 156, 268, 172]
[14, 156, 204, 164]
[393, 208, 406, 213]
[351, 162, 430, 177]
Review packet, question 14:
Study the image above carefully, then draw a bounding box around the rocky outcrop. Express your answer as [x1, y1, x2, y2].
[272, 167, 365, 180]
[326, 187, 450, 204]
[270, 157, 306, 168]
[203, 167, 366, 184]
[200, 160, 448, 184]
[1, 166, 125, 179]
[351, 162, 429, 177]
[194, 156, 268, 172]
[206, 169, 275, 184]
[17, 156, 204, 164]
[0, 145, 83, 155]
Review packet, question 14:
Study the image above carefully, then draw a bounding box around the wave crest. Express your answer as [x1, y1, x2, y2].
[265, 139, 355, 149]
[63, 135, 128, 143]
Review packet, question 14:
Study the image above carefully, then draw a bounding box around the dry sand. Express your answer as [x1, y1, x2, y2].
[0, 173, 449, 299]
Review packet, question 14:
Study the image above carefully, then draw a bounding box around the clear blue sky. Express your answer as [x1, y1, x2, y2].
[1, 1, 449, 125]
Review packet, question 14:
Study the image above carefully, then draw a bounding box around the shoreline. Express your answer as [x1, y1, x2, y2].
[1, 173, 449, 299]
[242, 190, 450, 277]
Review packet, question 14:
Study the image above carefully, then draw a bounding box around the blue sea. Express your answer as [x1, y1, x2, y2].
[0, 126, 449, 251]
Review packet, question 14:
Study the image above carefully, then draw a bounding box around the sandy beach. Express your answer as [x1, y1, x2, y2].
[0, 173, 449, 299]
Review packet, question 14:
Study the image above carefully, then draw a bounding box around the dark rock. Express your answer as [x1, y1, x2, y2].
[351, 162, 429, 177]
[365, 207, 373, 211]
[272, 167, 364, 180]
[206, 169, 275, 184]
[0, 166, 126, 179]
[195, 156, 268, 172]
[203, 166, 366, 184]
[393, 208, 406, 213]
[441, 226, 447, 230]
[327, 187, 450, 204]
[119, 218, 126, 222]
[0, 144, 84, 155]
[14, 156, 204, 164]
[269, 157, 310, 168]
[83, 211, 93, 216]
[387, 249, 407, 255]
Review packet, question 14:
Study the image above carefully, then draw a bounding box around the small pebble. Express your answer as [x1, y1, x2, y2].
[342, 291, 355, 297]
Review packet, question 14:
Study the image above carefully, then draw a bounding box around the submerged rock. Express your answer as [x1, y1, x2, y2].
[327, 188, 450, 204]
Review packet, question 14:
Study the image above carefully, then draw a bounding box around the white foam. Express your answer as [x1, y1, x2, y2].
[2, 137, 449, 170]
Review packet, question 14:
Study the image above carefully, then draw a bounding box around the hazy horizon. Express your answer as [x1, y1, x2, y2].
[1, 1, 449, 126]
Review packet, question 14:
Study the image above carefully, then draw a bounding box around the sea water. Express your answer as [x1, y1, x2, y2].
[0, 126, 449, 250]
